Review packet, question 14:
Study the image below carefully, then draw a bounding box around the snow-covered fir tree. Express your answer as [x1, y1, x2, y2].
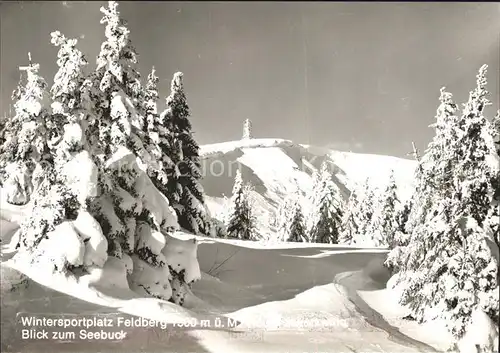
[143, 67, 159, 136]
[7, 35, 90, 258]
[393, 199, 412, 244]
[276, 189, 307, 242]
[351, 179, 376, 245]
[213, 219, 229, 239]
[16, 32, 89, 251]
[0, 112, 9, 183]
[49, 30, 91, 168]
[339, 186, 361, 244]
[0, 55, 52, 206]
[157, 72, 213, 237]
[88, 2, 201, 305]
[384, 198, 413, 271]
[305, 167, 321, 233]
[402, 142, 423, 234]
[242, 118, 252, 139]
[276, 190, 299, 241]
[370, 170, 400, 247]
[287, 198, 307, 243]
[387, 86, 463, 276]
[142, 67, 174, 209]
[388, 67, 499, 346]
[453, 65, 499, 236]
[227, 170, 256, 240]
[143, 67, 177, 210]
[309, 161, 343, 244]
[393, 86, 463, 308]
[84, 1, 150, 259]
[405, 88, 463, 238]
[385, 144, 423, 270]
[86, 1, 150, 161]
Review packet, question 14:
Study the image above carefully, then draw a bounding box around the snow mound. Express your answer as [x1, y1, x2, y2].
[229, 282, 370, 332]
[128, 254, 172, 300]
[81, 255, 131, 290]
[200, 138, 292, 156]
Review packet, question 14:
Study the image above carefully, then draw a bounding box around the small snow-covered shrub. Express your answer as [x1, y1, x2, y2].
[388, 69, 499, 346]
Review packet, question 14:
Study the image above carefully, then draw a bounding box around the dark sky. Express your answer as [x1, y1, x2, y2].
[1, 1, 499, 158]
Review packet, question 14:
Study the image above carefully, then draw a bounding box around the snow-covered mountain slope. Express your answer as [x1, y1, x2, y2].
[200, 138, 417, 239]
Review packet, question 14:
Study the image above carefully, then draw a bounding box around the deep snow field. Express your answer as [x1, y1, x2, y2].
[0, 139, 461, 353]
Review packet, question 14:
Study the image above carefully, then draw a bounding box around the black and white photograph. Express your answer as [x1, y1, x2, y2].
[0, 1, 499, 352]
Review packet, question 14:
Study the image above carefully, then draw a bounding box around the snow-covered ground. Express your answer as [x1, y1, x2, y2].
[200, 138, 416, 240]
[1, 199, 455, 353]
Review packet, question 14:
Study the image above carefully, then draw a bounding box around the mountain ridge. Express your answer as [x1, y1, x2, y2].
[199, 138, 417, 240]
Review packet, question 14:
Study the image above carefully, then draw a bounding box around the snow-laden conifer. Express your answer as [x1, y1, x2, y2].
[80, 2, 185, 304]
[351, 179, 376, 245]
[0, 56, 51, 205]
[227, 170, 256, 240]
[142, 67, 173, 203]
[339, 187, 361, 244]
[309, 161, 343, 244]
[277, 189, 307, 242]
[370, 171, 400, 247]
[287, 198, 307, 243]
[276, 190, 299, 241]
[389, 67, 499, 346]
[158, 72, 213, 236]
